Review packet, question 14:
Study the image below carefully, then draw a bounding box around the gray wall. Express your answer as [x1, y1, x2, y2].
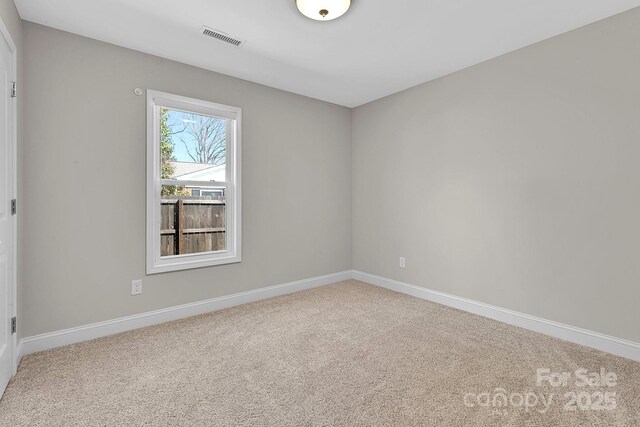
[0, 0, 22, 340]
[352, 8, 640, 342]
[20, 7, 640, 343]
[22, 22, 352, 337]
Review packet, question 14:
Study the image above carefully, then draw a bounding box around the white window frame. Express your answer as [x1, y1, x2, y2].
[146, 90, 241, 274]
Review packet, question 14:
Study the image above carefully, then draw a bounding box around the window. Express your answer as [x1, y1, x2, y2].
[146, 90, 241, 274]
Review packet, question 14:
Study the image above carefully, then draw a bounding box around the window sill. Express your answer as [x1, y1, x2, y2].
[146, 254, 241, 275]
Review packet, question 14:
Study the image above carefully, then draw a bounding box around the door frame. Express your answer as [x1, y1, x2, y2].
[0, 15, 17, 376]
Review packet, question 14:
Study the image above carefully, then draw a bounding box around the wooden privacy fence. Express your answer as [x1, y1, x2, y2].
[161, 198, 226, 256]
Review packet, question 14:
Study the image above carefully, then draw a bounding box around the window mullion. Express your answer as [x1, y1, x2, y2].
[161, 179, 229, 188]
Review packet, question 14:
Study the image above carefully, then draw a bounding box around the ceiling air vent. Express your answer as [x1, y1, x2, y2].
[201, 26, 243, 47]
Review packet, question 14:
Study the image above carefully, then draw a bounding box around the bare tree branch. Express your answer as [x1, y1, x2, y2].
[178, 114, 226, 164]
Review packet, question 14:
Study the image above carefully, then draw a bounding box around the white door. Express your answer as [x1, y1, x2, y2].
[0, 23, 15, 398]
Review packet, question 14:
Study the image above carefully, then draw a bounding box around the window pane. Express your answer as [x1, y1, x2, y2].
[160, 185, 226, 257]
[160, 107, 227, 184]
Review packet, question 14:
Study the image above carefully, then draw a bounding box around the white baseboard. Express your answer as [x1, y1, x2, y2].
[352, 270, 640, 362]
[18, 271, 352, 361]
[17, 269, 640, 366]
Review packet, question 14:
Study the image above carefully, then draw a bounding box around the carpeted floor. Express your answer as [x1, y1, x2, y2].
[1, 280, 639, 426]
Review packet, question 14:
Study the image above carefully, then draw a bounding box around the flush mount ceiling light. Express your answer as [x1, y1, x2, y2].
[296, 0, 351, 21]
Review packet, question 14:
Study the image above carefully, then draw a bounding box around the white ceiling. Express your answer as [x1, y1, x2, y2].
[15, 0, 640, 107]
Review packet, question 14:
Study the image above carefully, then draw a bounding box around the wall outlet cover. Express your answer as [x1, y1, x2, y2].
[131, 279, 143, 296]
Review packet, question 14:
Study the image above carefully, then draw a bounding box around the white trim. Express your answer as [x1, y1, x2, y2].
[0, 16, 16, 53]
[18, 271, 351, 360]
[146, 90, 242, 274]
[0, 16, 17, 381]
[352, 270, 640, 362]
[161, 179, 228, 188]
[16, 270, 640, 365]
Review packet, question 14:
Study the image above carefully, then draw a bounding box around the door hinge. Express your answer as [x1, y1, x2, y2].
[11, 198, 16, 215]
[11, 316, 16, 334]
[10, 81, 16, 98]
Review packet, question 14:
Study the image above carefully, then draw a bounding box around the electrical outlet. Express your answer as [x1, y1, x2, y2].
[131, 279, 143, 296]
[399, 257, 406, 269]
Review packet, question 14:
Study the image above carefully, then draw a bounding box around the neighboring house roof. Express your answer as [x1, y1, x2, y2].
[170, 161, 226, 182]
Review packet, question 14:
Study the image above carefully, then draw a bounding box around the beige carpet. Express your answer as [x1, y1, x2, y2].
[1, 280, 639, 426]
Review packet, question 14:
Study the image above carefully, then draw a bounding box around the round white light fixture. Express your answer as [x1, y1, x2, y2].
[296, 0, 351, 21]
